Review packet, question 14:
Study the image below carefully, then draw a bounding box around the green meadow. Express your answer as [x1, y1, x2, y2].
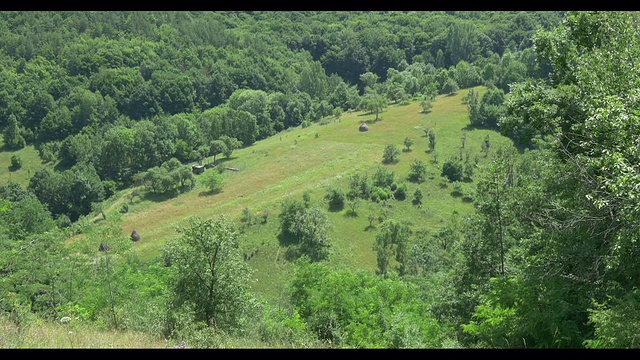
[0, 86, 514, 301]
[73, 86, 512, 300]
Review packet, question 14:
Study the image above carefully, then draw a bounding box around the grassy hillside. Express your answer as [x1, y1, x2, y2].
[0, 142, 59, 189]
[74, 86, 514, 301]
[0, 86, 516, 302]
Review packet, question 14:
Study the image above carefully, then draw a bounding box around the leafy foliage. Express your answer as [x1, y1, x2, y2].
[163, 216, 258, 333]
[288, 258, 449, 348]
[382, 144, 400, 164]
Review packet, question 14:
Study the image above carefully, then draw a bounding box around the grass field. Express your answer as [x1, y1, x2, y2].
[1, 86, 515, 302]
[0, 142, 58, 189]
[101, 86, 513, 300]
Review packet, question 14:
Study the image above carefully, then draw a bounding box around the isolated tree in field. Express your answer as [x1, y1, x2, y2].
[442, 158, 464, 182]
[209, 140, 227, 165]
[362, 88, 387, 121]
[324, 186, 346, 211]
[201, 168, 224, 194]
[404, 137, 414, 152]
[163, 216, 256, 331]
[408, 158, 427, 183]
[482, 135, 491, 157]
[347, 197, 360, 216]
[279, 197, 332, 262]
[470, 88, 506, 128]
[10, 154, 22, 170]
[413, 188, 423, 205]
[428, 131, 437, 153]
[383, 144, 400, 164]
[420, 96, 434, 113]
[290, 206, 332, 262]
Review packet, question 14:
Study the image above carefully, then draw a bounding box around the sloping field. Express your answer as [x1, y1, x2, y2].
[76, 87, 515, 299]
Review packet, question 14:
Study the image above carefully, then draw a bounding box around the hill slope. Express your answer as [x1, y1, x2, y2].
[86, 86, 515, 300]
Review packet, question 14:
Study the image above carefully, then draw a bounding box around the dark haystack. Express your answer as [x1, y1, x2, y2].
[359, 122, 369, 132]
[98, 243, 110, 252]
[131, 230, 141, 242]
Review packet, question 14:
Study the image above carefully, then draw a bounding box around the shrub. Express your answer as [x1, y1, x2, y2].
[408, 158, 427, 183]
[413, 188, 423, 205]
[102, 180, 117, 199]
[201, 169, 224, 193]
[382, 144, 400, 164]
[10, 154, 22, 169]
[373, 166, 395, 189]
[348, 173, 372, 200]
[325, 186, 346, 211]
[393, 183, 407, 200]
[371, 186, 391, 202]
[442, 158, 464, 182]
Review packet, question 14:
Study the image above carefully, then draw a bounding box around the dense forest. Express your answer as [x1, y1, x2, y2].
[3, 11, 640, 349]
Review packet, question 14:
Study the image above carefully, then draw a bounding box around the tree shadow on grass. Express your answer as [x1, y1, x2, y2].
[276, 230, 299, 248]
[198, 189, 222, 197]
[344, 210, 358, 218]
[462, 196, 474, 203]
[142, 190, 180, 203]
[54, 159, 73, 172]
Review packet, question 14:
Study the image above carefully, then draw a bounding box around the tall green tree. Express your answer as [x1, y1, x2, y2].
[361, 88, 388, 121]
[447, 21, 480, 66]
[299, 60, 329, 101]
[374, 219, 412, 277]
[163, 216, 257, 332]
[219, 135, 242, 159]
[2, 114, 25, 150]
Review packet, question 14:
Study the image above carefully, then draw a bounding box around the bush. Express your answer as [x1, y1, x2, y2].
[55, 214, 72, 229]
[408, 158, 427, 183]
[348, 173, 372, 200]
[201, 169, 224, 193]
[393, 183, 407, 200]
[325, 186, 346, 211]
[382, 144, 400, 164]
[413, 188, 423, 205]
[371, 186, 391, 202]
[373, 166, 395, 189]
[442, 158, 464, 182]
[102, 180, 117, 199]
[10, 154, 22, 170]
